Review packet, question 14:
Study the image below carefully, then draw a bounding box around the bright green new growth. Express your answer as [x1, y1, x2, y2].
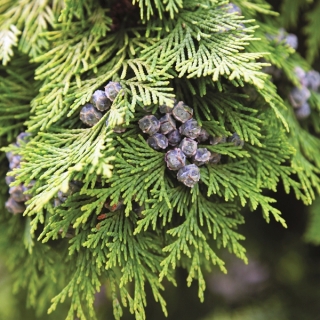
[1, 0, 320, 319]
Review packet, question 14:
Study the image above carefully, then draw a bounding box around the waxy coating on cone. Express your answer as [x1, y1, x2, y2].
[138, 115, 160, 135]
[167, 129, 182, 146]
[177, 164, 200, 187]
[159, 113, 176, 135]
[179, 119, 201, 139]
[192, 148, 211, 166]
[147, 133, 169, 150]
[104, 82, 122, 101]
[179, 137, 198, 157]
[92, 90, 112, 111]
[80, 103, 103, 126]
[165, 148, 186, 170]
[172, 101, 193, 123]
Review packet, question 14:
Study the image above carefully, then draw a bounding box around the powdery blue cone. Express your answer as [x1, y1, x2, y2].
[147, 133, 168, 150]
[91, 90, 112, 111]
[165, 148, 186, 170]
[192, 148, 211, 166]
[104, 82, 122, 101]
[305, 70, 320, 91]
[159, 114, 176, 135]
[9, 154, 22, 170]
[295, 102, 311, 120]
[5, 173, 15, 186]
[289, 87, 311, 109]
[179, 138, 198, 157]
[6, 147, 19, 163]
[5, 197, 26, 214]
[5, 151, 13, 162]
[177, 164, 200, 188]
[228, 133, 244, 147]
[9, 184, 29, 202]
[179, 119, 201, 139]
[167, 129, 182, 146]
[138, 115, 160, 135]
[294, 67, 308, 87]
[220, 3, 242, 15]
[286, 34, 298, 50]
[57, 191, 67, 203]
[16, 132, 31, 146]
[267, 28, 297, 50]
[227, 3, 242, 15]
[80, 103, 103, 126]
[172, 101, 193, 123]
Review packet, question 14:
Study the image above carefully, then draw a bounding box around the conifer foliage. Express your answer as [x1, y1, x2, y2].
[1, 0, 320, 319]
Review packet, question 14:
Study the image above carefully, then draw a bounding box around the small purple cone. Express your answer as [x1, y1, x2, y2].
[192, 148, 211, 166]
[172, 101, 193, 123]
[9, 184, 29, 202]
[177, 164, 200, 188]
[295, 102, 311, 120]
[289, 87, 311, 109]
[138, 115, 160, 135]
[305, 70, 320, 91]
[5, 197, 26, 215]
[286, 34, 298, 50]
[16, 132, 31, 146]
[91, 90, 112, 111]
[159, 114, 176, 135]
[80, 103, 103, 126]
[147, 133, 168, 150]
[104, 82, 122, 101]
[179, 119, 201, 139]
[179, 138, 198, 157]
[228, 133, 244, 147]
[167, 130, 182, 146]
[165, 148, 186, 171]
